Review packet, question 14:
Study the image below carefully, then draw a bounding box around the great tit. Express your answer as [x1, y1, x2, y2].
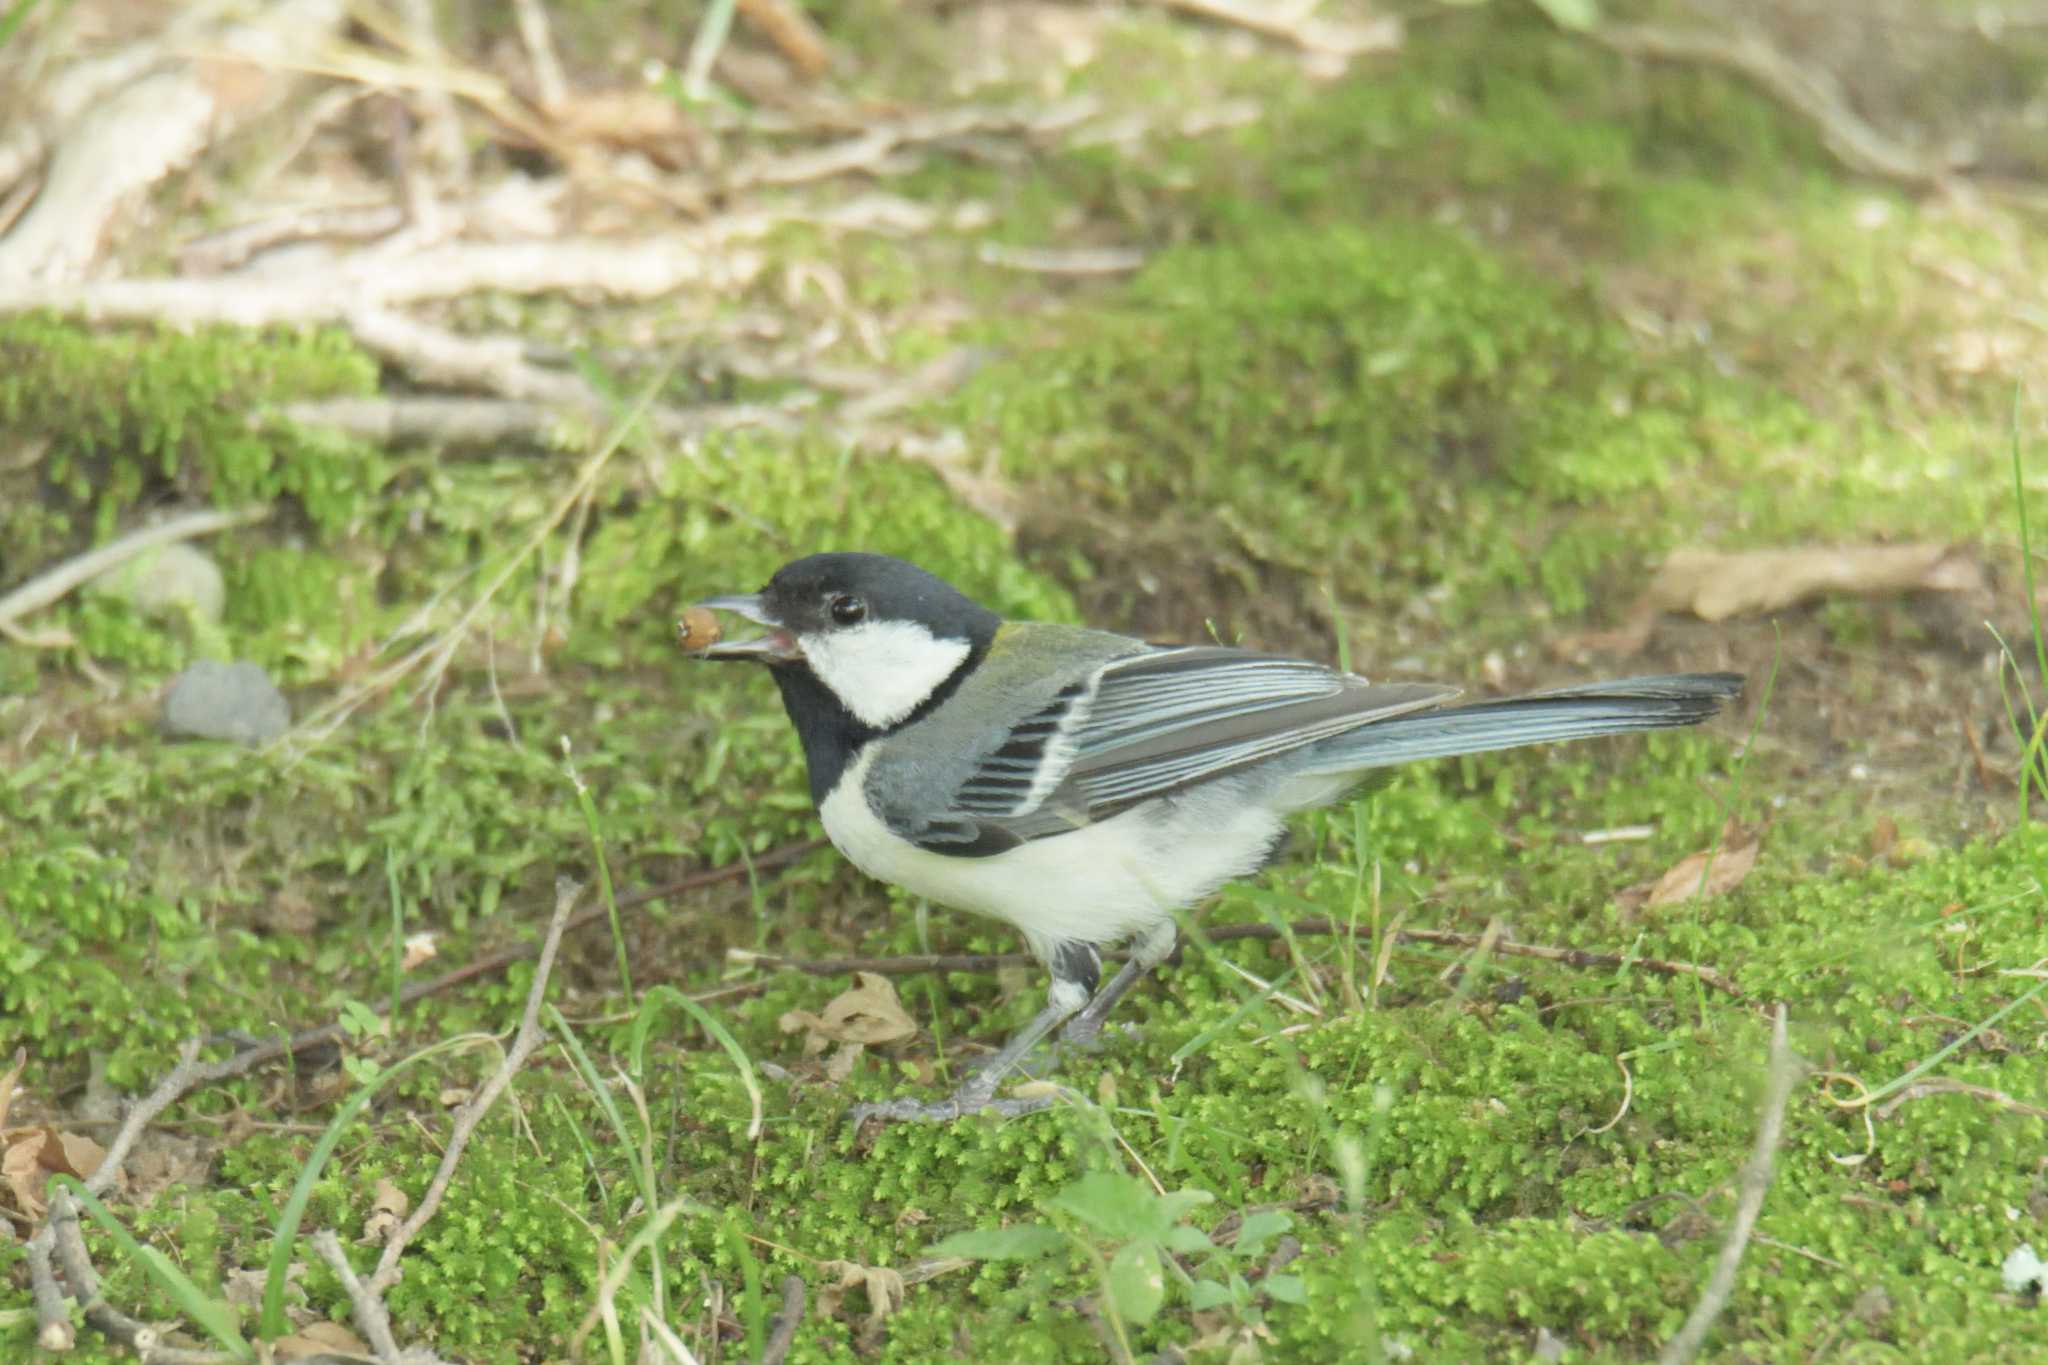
[687, 552, 1742, 1122]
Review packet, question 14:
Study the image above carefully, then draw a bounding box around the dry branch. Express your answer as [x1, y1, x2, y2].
[1658, 1005, 1806, 1365]
[1594, 24, 1955, 192]
[177, 202, 408, 274]
[0, 0, 237, 196]
[0, 504, 268, 634]
[0, 0, 352, 280]
[760, 1274, 809, 1365]
[0, 193, 939, 325]
[366, 876, 581, 1295]
[312, 1229, 407, 1363]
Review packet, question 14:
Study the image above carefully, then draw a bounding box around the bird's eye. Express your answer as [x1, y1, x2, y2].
[829, 594, 866, 626]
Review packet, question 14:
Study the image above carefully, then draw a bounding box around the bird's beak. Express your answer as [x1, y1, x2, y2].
[682, 593, 804, 664]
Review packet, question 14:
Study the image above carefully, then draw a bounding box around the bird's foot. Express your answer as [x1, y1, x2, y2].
[847, 1087, 1054, 1125]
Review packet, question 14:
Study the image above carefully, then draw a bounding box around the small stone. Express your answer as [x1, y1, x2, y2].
[2003, 1244, 2044, 1297]
[90, 542, 225, 622]
[162, 660, 290, 744]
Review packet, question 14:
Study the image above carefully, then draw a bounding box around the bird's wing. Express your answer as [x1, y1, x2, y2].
[940, 646, 1455, 847]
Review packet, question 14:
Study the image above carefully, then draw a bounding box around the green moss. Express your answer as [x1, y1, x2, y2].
[0, 315, 381, 552]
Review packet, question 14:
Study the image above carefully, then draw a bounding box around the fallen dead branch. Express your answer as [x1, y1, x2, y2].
[1594, 24, 1955, 192]
[345, 308, 597, 406]
[311, 1229, 408, 1363]
[0, 504, 268, 635]
[276, 394, 797, 446]
[24, 880, 576, 1358]
[722, 100, 1101, 193]
[0, 194, 938, 326]
[1658, 1005, 1806, 1365]
[0, 0, 352, 281]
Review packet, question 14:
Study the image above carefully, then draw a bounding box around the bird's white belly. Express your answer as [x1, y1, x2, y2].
[819, 748, 1282, 951]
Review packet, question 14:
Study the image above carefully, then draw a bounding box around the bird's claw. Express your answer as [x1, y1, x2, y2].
[847, 1090, 1054, 1125]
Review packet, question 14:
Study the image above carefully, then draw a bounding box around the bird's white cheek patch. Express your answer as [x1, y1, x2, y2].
[800, 621, 971, 728]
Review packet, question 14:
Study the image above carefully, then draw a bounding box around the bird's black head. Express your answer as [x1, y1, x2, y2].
[686, 553, 1002, 801]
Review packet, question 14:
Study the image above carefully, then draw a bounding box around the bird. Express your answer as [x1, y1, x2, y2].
[683, 552, 1742, 1123]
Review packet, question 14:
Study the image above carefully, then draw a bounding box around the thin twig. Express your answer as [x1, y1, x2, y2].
[313, 1229, 403, 1363]
[24, 1034, 287, 1349]
[736, 0, 832, 79]
[200, 838, 825, 1076]
[1658, 1005, 1805, 1365]
[1871, 1077, 2048, 1121]
[511, 0, 569, 108]
[394, 0, 470, 178]
[0, 195, 940, 326]
[285, 378, 655, 748]
[733, 917, 1743, 997]
[0, 505, 268, 632]
[367, 876, 581, 1295]
[760, 1274, 808, 1365]
[23, 1231, 74, 1351]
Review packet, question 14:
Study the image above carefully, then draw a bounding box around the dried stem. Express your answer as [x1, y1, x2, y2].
[760, 1274, 809, 1365]
[0, 505, 268, 633]
[313, 1228, 405, 1363]
[1658, 1005, 1805, 1364]
[367, 875, 581, 1295]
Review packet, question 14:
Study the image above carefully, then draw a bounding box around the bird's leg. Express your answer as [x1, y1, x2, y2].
[848, 946, 1096, 1124]
[1061, 921, 1177, 1047]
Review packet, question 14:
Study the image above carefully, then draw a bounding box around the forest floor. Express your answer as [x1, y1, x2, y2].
[2, 1, 2046, 1361]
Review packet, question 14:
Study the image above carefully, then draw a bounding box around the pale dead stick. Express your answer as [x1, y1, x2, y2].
[0, 504, 269, 633]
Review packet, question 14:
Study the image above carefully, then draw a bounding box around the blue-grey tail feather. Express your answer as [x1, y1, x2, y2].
[1300, 672, 1743, 774]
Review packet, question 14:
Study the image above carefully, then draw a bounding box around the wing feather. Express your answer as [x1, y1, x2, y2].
[945, 646, 1454, 843]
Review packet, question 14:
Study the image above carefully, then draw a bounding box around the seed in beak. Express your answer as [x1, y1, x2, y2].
[676, 605, 723, 651]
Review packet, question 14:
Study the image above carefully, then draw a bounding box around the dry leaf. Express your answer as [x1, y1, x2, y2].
[781, 973, 920, 1085]
[401, 932, 438, 971]
[1641, 822, 1762, 909]
[779, 972, 918, 1051]
[50, 1130, 107, 1181]
[272, 1320, 374, 1360]
[3, 1130, 49, 1219]
[819, 1258, 906, 1328]
[1560, 542, 1986, 656]
[737, 0, 833, 78]
[1646, 544, 1984, 623]
[362, 1177, 409, 1245]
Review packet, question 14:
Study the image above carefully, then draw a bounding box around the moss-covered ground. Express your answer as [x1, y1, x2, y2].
[3, 6, 2045, 1361]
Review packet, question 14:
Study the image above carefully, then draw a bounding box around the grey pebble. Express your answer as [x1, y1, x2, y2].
[162, 660, 291, 744]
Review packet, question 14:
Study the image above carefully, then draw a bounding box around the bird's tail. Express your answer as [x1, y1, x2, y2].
[1299, 672, 1745, 774]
